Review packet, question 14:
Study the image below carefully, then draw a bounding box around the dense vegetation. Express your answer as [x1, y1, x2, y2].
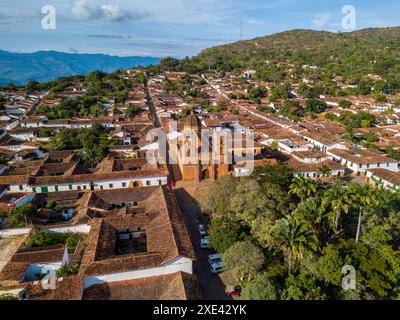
[157, 28, 400, 95]
[0, 203, 38, 227]
[48, 123, 109, 165]
[26, 230, 81, 249]
[200, 164, 400, 300]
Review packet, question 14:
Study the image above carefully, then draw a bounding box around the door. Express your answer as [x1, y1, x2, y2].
[41, 187, 49, 193]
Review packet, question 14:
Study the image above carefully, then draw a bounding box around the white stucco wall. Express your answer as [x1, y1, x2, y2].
[47, 224, 91, 234]
[83, 256, 193, 289]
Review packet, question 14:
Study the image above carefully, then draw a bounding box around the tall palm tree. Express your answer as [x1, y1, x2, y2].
[295, 196, 332, 239]
[318, 165, 332, 178]
[323, 184, 352, 234]
[348, 183, 381, 243]
[268, 215, 318, 274]
[289, 177, 318, 201]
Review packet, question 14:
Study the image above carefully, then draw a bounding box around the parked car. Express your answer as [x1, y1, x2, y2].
[208, 253, 221, 265]
[200, 236, 210, 249]
[198, 224, 207, 237]
[225, 285, 242, 297]
[210, 261, 224, 274]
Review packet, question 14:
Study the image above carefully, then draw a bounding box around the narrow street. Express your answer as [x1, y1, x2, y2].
[174, 181, 232, 300]
[143, 72, 161, 128]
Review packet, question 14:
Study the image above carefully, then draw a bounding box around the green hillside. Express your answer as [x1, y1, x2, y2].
[160, 28, 400, 86]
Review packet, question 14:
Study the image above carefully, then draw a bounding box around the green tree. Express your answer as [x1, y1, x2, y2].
[268, 215, 318, 274]
[125, 105, 142, 117]
[318, 165, 332, 177]
[241, 273, 280, 300]
[347, 183, 381, 243]
[0, 293, 19, 300]
[222, 241, 265, 280]
[208, 217, 244, 254]
[24, 80, 40, 92]
[269, 140, 279, 151]
[304, 99, 327, 113]
[3, 83, 16, 90]
[289, 177, 318, 201]
[199, 175, 239, 216]
[323, 184, 352, 233]
[56, 263, 80, 277]
[252, 164, 293, 191]
[82, 125, 108, 165]
[283, 273, 327, 300]
[8, 203, 37, 227]
[26, 230, 64, 247]
[339, 100, 352, 109]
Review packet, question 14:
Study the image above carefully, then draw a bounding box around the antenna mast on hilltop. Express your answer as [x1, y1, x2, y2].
[240, 20, 243, 41]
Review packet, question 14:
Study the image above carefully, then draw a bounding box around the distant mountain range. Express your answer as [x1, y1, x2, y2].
[0, 50, 160, 86]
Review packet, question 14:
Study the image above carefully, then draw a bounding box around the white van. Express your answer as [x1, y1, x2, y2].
[208, 253, 221, 265]
[210, 261, 224, 274]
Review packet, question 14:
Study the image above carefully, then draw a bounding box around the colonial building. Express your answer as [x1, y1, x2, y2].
[169, 113, 231, 182]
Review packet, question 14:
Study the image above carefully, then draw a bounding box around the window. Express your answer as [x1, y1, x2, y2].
[69, 185, 73, 190]
[133, 181, 139, 187]
[19, 185, 23, 191]
[146, 181, 151, 186]
[77, 186, 81, 191]
[100, 185, 104, 190]
[122, 182, 127, 187]
[109, 183, 114, 188]
[83, 185, 87, 190]
[158, 180, 162, 186]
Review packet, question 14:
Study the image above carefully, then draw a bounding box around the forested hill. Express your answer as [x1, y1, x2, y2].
[0, 50, 160, 86]
[160, 27, 400, 84]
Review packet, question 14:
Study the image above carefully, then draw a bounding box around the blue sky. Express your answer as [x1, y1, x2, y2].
[0, 0, 399, 57]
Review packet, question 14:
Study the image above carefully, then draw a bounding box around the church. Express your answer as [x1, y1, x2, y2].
[167, 112, 231, 182]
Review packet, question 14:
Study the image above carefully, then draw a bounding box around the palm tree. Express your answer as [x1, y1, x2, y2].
[318, 165, 332, 178]
[268, 215, 318, 274]
[295, 196, 331, 239]
[348, 183, 381, 243]
[323, 184, 352, 234]
[289, 177, 318, 201]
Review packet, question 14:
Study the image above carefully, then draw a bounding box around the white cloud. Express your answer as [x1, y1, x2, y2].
[312, 13, 332, 28]
[70, 0, 149, 23]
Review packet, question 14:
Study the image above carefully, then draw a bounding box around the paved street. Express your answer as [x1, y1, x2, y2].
[174, 182, 232, 300]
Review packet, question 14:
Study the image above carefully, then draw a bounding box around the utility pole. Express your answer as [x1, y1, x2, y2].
[240, 20, 243, 41]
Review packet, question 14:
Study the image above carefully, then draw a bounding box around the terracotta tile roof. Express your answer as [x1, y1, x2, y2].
[24, 275, 84, 300]
[286, 158, 345, 173]
[78, 186, 195, 277]
[329, 148, 398, 165]
[11, 245, 65, 264]
[369, 169, 400, 186]
[82, 272, 200, 300]
[0, 261, 28, 282]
